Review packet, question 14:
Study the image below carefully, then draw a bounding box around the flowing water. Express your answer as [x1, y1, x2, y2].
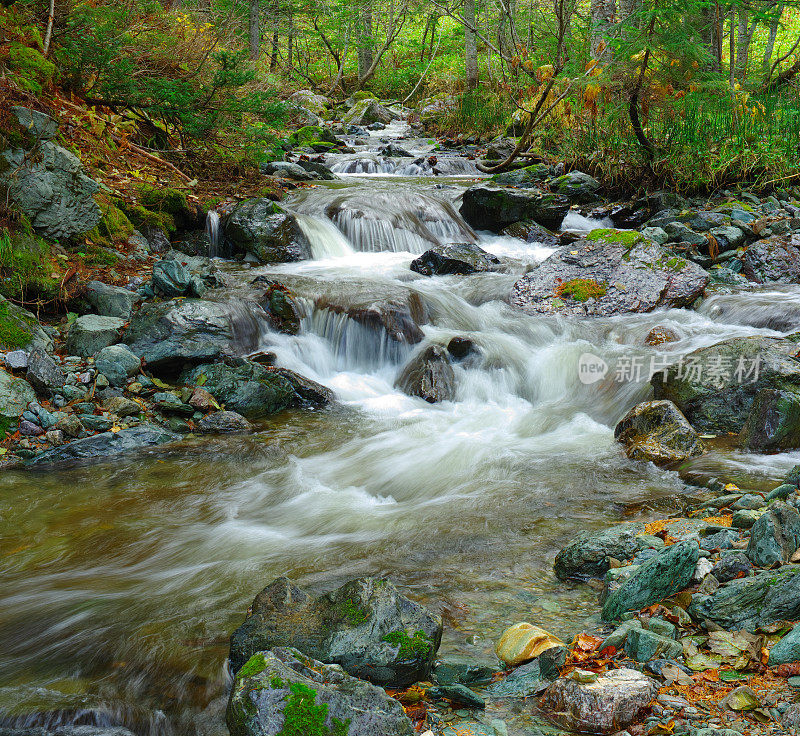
[2, 127, 799, 736]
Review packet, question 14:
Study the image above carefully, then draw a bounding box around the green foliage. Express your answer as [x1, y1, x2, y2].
[557, 278, 608, 302]
[6, 43, 55, 94]
[276, 681, 350, 736]
[382, 629, 433, 659]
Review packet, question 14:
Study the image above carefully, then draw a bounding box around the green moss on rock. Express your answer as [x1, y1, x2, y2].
[86, 198, 135, 246]
[382, 630, 433, 659]
[238, 652, 268, 679]
[0, 300, 34, 349]
[6, 43, 55, 95]
[588, 228, 643, 247]
[277, 681, 350, 736]
[557, 278, 607, 302]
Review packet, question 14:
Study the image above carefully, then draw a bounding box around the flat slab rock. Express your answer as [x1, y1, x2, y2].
[511, 232, 709, 316]
[539, 668, 657, 734]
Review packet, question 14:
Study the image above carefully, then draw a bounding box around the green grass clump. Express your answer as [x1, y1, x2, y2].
[276, 681, 350, 736]
[557, 278, 608, 302]
[6, 43, 55, 94]
[382, 629, 433, 659]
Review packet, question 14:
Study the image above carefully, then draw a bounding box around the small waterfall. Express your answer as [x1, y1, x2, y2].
[295, 214, 355, 259]
[205, 210, 221, 257]
[328, 154, 480, 177]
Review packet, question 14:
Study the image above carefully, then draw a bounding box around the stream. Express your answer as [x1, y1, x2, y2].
[1, 122, 799, 736]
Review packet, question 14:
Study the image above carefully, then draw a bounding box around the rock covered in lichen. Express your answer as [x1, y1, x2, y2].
[227, 647, 414, 736]
[229, 577, 442, 686]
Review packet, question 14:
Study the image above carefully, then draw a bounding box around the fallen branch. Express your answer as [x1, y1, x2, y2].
[110, 134, 193, 183]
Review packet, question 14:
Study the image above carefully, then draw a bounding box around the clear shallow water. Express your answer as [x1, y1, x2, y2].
[2, 152, 799, 734]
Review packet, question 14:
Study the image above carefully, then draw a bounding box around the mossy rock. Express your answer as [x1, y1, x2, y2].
[587, 228, 643, 247]
[137, 184, 200, 230]
[557, 278, 607, 302]
[290, 125, 337, 146]
[118, 200, 175, 233]
[0, 297, 39, 349]
[0, 232, 60, 303]
[86, 198, 135, 246]
[713, 201, 757, 214]
[6, 43, 55, 95]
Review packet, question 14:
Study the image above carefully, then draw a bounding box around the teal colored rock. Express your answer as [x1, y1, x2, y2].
[739, 386, 800, 451]
[767, 484, 796, 503]
[646, 617, 677, 639]
[428, 683, 485, 708]
[786, 465, 800, 486]
[732, 508, 766, 529]
[0, 367, 35, 422]
[226, 647, 414, 736]
[600, 619, 642, 652]
[602, 541, 699, 621]
[746, 502, 800, 567]
[768, 623, 800, 665]
[624, 628, 682, 662]
[688, 565, 800, 631]
[94, 344, 140, 387]
[554, 523, 645, 580]
[224, 198, 312, 264]
[434, 661, 496, 686]
[86, 280, 139, 319]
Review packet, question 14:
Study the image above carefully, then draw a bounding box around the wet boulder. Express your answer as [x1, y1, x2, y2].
[273, 367, 333, 408]
[549, 170, 602, 203]
[645, 326, 679, 346]
[198, 410, 254, 434]
[410, 243, 501, 276]
[183, 360, 295, 419]
[26, 347, 64, 396]
[261, 161, 322, 181]
[258, 281, 302, 335]
[151, 258, 207, 298]
[64, 315, 125, 358]
[554, 522, 645, 580]
[500, 219, 558, 247]
[484, 137, 516, 161]
[768, 623, 800, 666]
[746, 501, 800, 567]
[738, 386, 800, 451]
[126, 299, 261, 373]
[342, 99, 400, 127]
[602, 540, 699, 620]
[653, 334, 800, 435]
[229, 577, 442, 686]
[394, 345, 455, 403]
[0, 367, 35, 423]
[689, 565, 800, 631]
[226, 647, 414, 736]
[539, 668, 657, 734]
[511, 230, 709, 316]
[224, 199, 312, 264]
[460, 183, 569, 232]
[94, 345, 141, 387]
[26, 424, 177, 467]
[614, 400, 704, 466]
[741, 234, 800, 283]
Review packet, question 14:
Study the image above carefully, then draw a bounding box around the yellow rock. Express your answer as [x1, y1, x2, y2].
[495, 622, 562, 666]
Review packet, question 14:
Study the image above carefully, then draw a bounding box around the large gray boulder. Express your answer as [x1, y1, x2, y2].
[183, 360, 295, 419]
[26, 424, 177, 467]
[125, 299, 260, 373]
[26, 347, 64, 396]
[653, 334, 800, 434]
[394, 345, 455, 403]
[689, 565, 800, 631]
[0, 367, 35, 422]
[65, 315, 125, 358]
[602, 540, 699, 620]
[614, 400, 704, 466]
[511, 231, 709, 316]
[460, 183, 569, 232]
[229, 577, 442, 686]
[224, 199, 312, 264]
[554, 523, 645, 580]
[540, 668, 657, 734]
[738, 386, 800, 451]
[226, 647, 414, 736]
[746, 501, 800, 567]
[86, 281, 139, 320]
[342, 99, 401, 126]
[1, 109, 100, 240]
[94, 344, 141, 387]
[549, 171, 602, 203]
[742, 235, 800, 283]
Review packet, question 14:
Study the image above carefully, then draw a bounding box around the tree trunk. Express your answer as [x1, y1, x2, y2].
[270, 30, 279, 70]
[248, 0, 260, 60]
[357, 1, 374, 83]
[763, 4, 785, 76]
[735, 8, 758, 79]
[464, 0, 479, 90]
[729, 7, 736, 89]
[590, 0, 616, 61]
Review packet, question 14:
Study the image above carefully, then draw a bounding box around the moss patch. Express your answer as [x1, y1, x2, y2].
[6, 43, 55, 95]
[0, 301, 34, 349]
[138, 184, 189, 216]
[86, 199, 135, 247]
[588, 228, 643, 247]
[0, 231, 60, 303]
[557, 278, 607, 302]
[276, 681, 350, 736]
[238, 652, 268, 679]
[118, 200, 175, 233]
[340, 599, 368, 626]
[713, 201, 757, 214]
[382, 629, 433, 659]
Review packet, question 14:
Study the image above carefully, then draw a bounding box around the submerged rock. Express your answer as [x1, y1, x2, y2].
[410, 243, 501, 276]
[394, 345, 455, 403]
[653, 334, 800, 435]
[226, 647, 414, 736]
[460, 183, 569, 232]
[229, 576, 442, 686]
[539, 668, 657, 734]
[511, 230, 709, 316]
[26, 424, 177, 467]
[554, 523, 645, 580]
[224, 199, 312, 264]
[614, 400, 704, 466]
